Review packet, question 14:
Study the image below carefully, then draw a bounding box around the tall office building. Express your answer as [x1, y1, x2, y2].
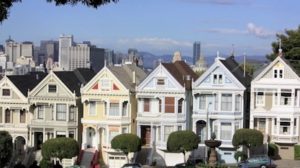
[193, 41, 201, 65]
[59, 35, 73, 70]
[21, 41, 34, 58]
[40, 40, 59, 64]
[5, 37, 21, 63]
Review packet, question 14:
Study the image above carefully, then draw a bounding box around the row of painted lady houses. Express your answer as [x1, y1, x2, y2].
[0, 52, 299, 167]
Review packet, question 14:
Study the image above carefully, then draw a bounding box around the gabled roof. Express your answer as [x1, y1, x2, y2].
[161, 61, 198, 89]
[54, 68, 95, 96]
[107, 64, 147, 91]
[7, 72, 47, 96]
[219, 56, 251, 87]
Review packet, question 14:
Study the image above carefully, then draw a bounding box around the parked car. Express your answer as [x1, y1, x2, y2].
[121, 163, 142, 168]
[238, 155, 277, 168]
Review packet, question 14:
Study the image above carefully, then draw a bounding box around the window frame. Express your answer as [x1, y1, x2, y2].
[48, 84, 57, 93]
[221, 93, 233, 111]
[56, 103, 67, 121]
[2, 88, 11, 97]
[89, 101, 96, 116]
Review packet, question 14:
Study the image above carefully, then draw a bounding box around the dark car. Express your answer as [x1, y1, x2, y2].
[238, 155, 277, 168]
[121, 163, 142, 168]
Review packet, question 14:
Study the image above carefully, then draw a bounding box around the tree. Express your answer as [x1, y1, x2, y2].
[41, 137, 79, 162]
[0, 0, 118, 22]
[111, 133, 141, 163]
[267, 26, 300, 61]
[0, 131, 13, 167]
[232, 129, 263, 157]
[167, 130, 200, 163]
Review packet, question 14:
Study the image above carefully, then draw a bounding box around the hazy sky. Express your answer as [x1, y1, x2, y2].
[0, 0, 299, 57]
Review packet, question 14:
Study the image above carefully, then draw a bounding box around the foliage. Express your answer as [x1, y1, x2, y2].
[39, 158, 52, 168]
[111, 133, 141, 162]
[295, 145, 300, 160]
[232, 129, 263, 149]
[42, 137, 80, 161]
[0, 131, 13, 168]
[167, 130, 200, 152]
[241, 63, 255, 76]
[234, 151, 248, 162]
[268, 143, 278, 158]
[0, 0, 118, 22]
[267, 26, 300, 61]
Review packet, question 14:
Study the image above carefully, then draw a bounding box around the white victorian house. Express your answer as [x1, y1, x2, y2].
[28, 69, 94, 149]
[136, 60, 198, 150]
[193, 56, 250, 163]
[250, 55, 300, 159]
[0, 73, 46, 152]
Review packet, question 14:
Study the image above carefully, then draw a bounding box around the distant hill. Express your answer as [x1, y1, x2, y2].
[140, 51, 267, 69]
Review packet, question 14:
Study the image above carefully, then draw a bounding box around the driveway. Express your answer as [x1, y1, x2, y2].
[274, 159, 300, 168]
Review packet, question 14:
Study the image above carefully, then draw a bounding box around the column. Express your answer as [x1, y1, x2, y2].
[291, 118, 294, 136]
[232, 94, 235, 112]
[53, 104, 56, 121]
[175, 97, 178, 114]
[66, 104, 69, 122]
[218, 93, 221, 111]
[297, 90, 300, 107]
[277, 117, 280, 135]
[291, 89, 295, 107]
[95, 129, 100, 150]
[82, 128, 86, 149]
[43, 127, 46, 142]
[119, 101, 122, 116]
[266, 118, 269, 134]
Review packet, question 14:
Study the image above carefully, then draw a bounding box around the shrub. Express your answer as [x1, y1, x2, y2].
[268, 143, 278, 158]
[295, 145, 300, 160]
[39, 158, 52, 168]
[167, 130, 200, 152]
[234, 151, 248, 162]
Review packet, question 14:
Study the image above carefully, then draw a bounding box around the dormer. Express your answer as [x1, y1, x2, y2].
[273, 62, 284, 79]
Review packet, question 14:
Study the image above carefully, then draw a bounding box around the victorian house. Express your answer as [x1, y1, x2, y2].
[0, 72, 46, 151]
[27, 69, 94, 149]
[192, 56, 250, 163]
[136, 60, 197, 151]
[80, 63, 146, 167]
[250, 53, 300, 159]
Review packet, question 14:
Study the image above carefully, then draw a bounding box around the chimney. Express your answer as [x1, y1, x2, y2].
[132, 71, 136, 84]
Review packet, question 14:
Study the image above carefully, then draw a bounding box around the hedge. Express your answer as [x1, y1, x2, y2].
[295, 145, 300, 160]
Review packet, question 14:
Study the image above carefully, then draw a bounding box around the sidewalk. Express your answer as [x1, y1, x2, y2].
[274, 159, 300, 168]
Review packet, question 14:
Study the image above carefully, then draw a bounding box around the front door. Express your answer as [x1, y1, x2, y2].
[34, 132, 43, 150]
[141, 126, 151, 146]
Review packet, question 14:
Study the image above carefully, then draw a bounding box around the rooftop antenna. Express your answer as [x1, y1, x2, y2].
[231, 44, 235, 56]
[278, 38, 283, 57]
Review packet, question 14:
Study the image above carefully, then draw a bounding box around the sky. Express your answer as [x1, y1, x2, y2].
[0, 0, 300, 57]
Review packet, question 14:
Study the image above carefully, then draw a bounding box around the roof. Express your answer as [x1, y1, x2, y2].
[219, 56, 251, 87]
[7, 72, 47, 96]
[54, 68, 95, 96]
[281, 57, 300, 76]
[162, 61, 198, 89]
[107, 64, 147, 91]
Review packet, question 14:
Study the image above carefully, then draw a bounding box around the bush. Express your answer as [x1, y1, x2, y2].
[39, 158, 52, 168]
[42, 137, 79, 161]
[232, 129, 263, 148]
[167, 130, 199, 152]
[268, 143, 278, 158]
[234, 151, 248, 162]
[0, 131, 13, 168]
[295, 145, 300, 160]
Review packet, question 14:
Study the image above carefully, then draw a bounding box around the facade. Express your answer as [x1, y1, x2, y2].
[193, 41, 201, 65]
[136, 60, 197, 151]
[81, 63, 146, 167]
[250, 55, 300, 159]
[192, 56, 250, 163]
[27, 69, 94, 149]
[0, 72, 46, 151]
[5, 37, 21, 63]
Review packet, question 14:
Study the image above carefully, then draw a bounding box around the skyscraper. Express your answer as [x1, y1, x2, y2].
[59, 35, 73, 70]
[193, 41, 201, 65]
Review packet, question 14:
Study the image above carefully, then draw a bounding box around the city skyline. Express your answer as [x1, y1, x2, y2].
[0, 0, 300, 57]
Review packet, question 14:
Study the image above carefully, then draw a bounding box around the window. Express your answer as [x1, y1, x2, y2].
[144, 98, 150, 112]
[165, 97, 175, 113]
[69, 106, 75, 121]
[220, 123, 232, 140]
[280, 119, 290, 134]
[235, 95, 241, 111]
[56, 131, 66, 138]
[256, 92, 264, 105]
[213, 123, 218, 139]
[199, 95, 206, 110]
[164, 126, 173, 141]
[5, 109, 10, 123]
[48, 85, 57, 93]
[158, 99, 162, 112]
[274, 93, 278, 105]
[69, 131, 75, 139]
[37, 106, 44, 119]
[89, 101, 96, 116]
[221, 94, 232, 111]
[235, 122, 240, 131]
[122, 101, 128, 116]
[109, 103, 119, 116]
[101, 79, 110, 91]
[20, 110, 26, 123]
[178, 98, 184, 113]
[157, 78, 165, 85]
[280, 89, 291, 106]
[213, 74, 223, 84]
[274, 69, 283, 78]
[2, 89, 10, 96]
[178, 125, 182, 131]
[56, 104, 67, 121]
[258, 118, 266, 133]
